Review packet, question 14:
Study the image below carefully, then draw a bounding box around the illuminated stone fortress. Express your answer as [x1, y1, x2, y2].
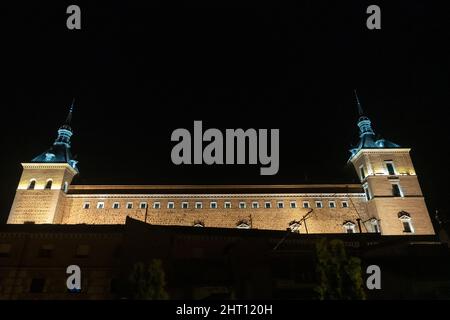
[6, 98, 435, 236]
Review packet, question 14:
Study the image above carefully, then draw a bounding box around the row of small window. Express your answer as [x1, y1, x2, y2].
[82, 200, 351, 210]
[26, 179, 69, 192]
[359, 160, 398, 180]
[363, 182, 404, 200]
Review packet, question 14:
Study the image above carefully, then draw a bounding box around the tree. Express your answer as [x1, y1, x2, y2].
[314, 238, 366, 300]
[128, 259, 169, 300]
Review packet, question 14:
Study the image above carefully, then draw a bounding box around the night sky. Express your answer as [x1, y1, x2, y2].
[1, 1, 449, 224]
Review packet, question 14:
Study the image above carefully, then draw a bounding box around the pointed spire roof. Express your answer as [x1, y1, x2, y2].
[354, 89, 364, 116]
[61, 98, 75, 131]
[348, 91, 400, 161]
[31, 99, 79, 171]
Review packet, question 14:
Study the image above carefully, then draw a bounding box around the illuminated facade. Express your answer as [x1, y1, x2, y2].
[6, 99, 435, 236]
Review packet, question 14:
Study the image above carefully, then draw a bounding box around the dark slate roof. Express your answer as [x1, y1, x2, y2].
[32, 143, 73, 164]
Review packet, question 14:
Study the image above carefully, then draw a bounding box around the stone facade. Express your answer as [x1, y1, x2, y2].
[6, 152, 435, 235]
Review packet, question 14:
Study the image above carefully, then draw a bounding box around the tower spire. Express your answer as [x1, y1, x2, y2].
[354, 89, 364, 116]
[65, 98, 75, 125]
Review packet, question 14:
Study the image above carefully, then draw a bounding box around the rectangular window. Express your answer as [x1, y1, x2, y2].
[97, 202, 105, 209]
[167, 202, 175, 209]
[303, 201, 310, 208]
[140, 202, 148, 209]
[182, 202, 189, 209]
[342, 201, 349, 208]
[403, 221, 412, 233]
[0, 243, 12, 258]
[392, 184, 402, 197]
[372, 222, 380, 233]
[75, 244, 90, 258]
[112, 202, 120, 209]
[195, 202, 203, 209]
[126, 202, 133, 209]
[252, 202, 259, 209]
[364, 187, 371, 200]
[224, 202, 231, 209]
[277, 202, 284, 209]
[385, 161, 396, 175]
[315, 201, 323, 208]
[264, 202, 271, 209]
[329, 201, 336, 208]
[210, 202, 217, 209]
[360, 165, 366, 179]
[290, 201, 297, 209]
[38, 245, 54, 258]
[83, 202, 90, 209]
[153, 202, 160, 209]
[239, 202, 246, 209]
[30, 278, 46, 293]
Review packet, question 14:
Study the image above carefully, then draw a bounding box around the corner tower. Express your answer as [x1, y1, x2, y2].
[349, 91, 434, 235]
[7, 101, 79, 224]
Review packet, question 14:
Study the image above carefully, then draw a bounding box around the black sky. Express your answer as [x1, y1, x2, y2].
[1, 1, 449, 224]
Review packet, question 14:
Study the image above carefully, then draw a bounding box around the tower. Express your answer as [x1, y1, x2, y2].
[349, 92, 434, 235]
[7, 101, 79, 224]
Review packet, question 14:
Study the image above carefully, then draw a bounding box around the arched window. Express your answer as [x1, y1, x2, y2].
[343, 221, 356, 233]
[45, 180, 53, 190]
[398, 211, 414, 233]
[28, 180, 36, 190]
[62, 182, 69, 193]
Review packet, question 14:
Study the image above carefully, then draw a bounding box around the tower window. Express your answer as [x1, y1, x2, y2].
[112, 202, 120, 209]
[167, 202, 175, 209]
[97, 202, 105, 209]
[385, 161, 396, 175]
[62, 182, 69, 193]
[224, 202, 231, 209]
[28, 180, 36, 190]
[329, 201, 336, 208]
[153, 202, 160, 209]
[315, 201, 323, 208]
[290, 201, 297, 209]
[45, 180, 52, 190]
[182, 202, 189, 209]
[252, 202, 259, 209]
[341, 201, 349, 208]
[195, 202, 203, 209]
[398, 212, 414, 233]
[402, 221, 413, 233]
[303, 201, 310, 208]
[140, 202, 148, 209]
[277, 201, 284, 209]
[392, 183, 403, 197]
[264, 202, 271, 209]
[83, 202, 90, 209]
[364, 186, 371, 200]
[210, 202, 217, 209]
[126, 202, 133, 209]
[239, 202, 246, 209]
[371, 219, 380, 233]
[359, 165, 366, 180]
